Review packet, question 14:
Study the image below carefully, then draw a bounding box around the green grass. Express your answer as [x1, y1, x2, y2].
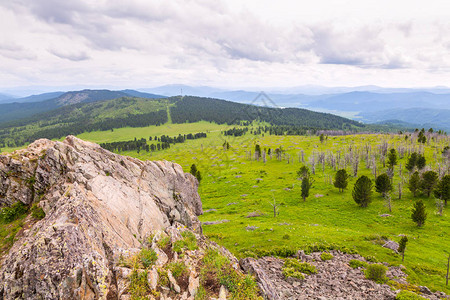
[2, 121, 449, 293]
[0, 215, 26, 257]
[113, 129, 449, 293]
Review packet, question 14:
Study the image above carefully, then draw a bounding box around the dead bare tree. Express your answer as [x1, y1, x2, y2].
[270, 195, 280, 218]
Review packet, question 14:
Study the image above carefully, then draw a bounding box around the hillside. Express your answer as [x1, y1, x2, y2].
[360, 108, 450, 131]
[0, 89, 166, 124]
[1, 136, 447, 299]
[0, 97, 169, 147]
[169, 96, 363, 129]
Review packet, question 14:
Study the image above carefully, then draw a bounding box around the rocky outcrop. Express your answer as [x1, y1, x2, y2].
[240, 251, 449, 300]
[0, 136, 203, 299]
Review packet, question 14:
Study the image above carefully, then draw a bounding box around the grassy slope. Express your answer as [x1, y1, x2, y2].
[2, 122, 449, 293]
[108, 130, 448, 293]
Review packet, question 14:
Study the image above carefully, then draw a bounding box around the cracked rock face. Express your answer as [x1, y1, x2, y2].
[0, 136, 202, 299]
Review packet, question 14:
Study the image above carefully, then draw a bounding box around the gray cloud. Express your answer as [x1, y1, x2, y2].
[49, 49, 90, 61]
[0, 0, 449, 88]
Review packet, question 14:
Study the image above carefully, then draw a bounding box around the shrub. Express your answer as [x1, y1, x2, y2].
[0, 201, 28, 223]
[195, 285, 208, 300]
[31, 204, 45, 220]
[173, 231, 198, 253]
[349, 259, 368, 269]
[320, 252, 333, 261]
[157, 268, 169, 287]
[395, 290, 427, 300]
[199, 249, 261, 299]
[388, 281, 420, 293]
[167, 261, 188, 279]
[283, 259, 317, 276]
[364, 264, 388, 283]
[282, 266, 305, 280]
[140, 248, 157, 268]
[364, 255, 378, 263]
[129, 269, 149, 299]
[157, 235, 170, 249]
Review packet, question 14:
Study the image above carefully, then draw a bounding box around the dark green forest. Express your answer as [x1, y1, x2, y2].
[170, 96, 363, 129]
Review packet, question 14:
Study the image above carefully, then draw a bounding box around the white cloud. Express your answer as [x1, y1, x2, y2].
[0, 0, 449, 89]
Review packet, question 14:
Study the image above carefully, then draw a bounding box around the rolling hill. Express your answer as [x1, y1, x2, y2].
[0, 89, 166, 124]
[0, 95, 364, 148]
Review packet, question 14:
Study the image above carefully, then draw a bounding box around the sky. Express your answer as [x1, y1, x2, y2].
[0, 0, 449, 92]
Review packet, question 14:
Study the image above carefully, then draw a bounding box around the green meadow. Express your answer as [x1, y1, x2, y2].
[3, 122, 450, 293]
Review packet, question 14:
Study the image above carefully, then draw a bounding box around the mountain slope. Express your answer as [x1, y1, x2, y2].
[0, 89, 166, 124]
[0, 91, 64, 104]
[360, 108, 450, 131]
[0, 97, 169, 147]
[169, 96, 363, 129]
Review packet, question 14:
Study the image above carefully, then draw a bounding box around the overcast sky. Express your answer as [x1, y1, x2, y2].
[1, 0, 449, 91]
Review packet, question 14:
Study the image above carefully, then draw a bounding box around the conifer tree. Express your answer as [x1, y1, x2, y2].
[375, 173, 393, 197]
[406, 153, 418, 172]
[190, 164, 198, 176]
[411, 200, 427, 227]
[387, 149, 398, 170]
[334, 169, 349, 192]
[434, 175, 450, 206]
[301, 176, 311, 201]
[421, 170, 438, 197]
[417, 155, 426, 170]
[408, 171, 421, 197]
[398, 236, 408, 262]
[352, 175, 373, 207]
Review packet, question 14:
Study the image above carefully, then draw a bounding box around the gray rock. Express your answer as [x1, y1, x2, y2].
[0, 136, 203, 299]
[246, 226, 259, 231]
[168, 270, 181, 294]
[382, 240, 399, 253]
[203, 219, 229, 225]
[420, 285, 432, 295]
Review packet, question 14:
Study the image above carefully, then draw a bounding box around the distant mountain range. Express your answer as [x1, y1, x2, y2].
[0, 85, 449, 131]
[140, 85, 450, 131]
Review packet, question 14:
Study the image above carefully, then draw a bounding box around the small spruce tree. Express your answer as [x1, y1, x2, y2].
[334, 169, 349, 193]
[421, 170, 438, 197]
[408, 171, 421, 197]
[398, 236, 408, 262]
[301, 176, 310, 201]
[406, 153, 418, 172]
[190, 164, 198, 176]
[375, 173, 393, 197]
[387, 149, 398, 170]
[434, 175, 450, 206]
[411, 200, 427, 227]
[417, 155, 426, 170]
[352, 175, 373, 208]
[196, 170, 202, 183]
[297, 166, 310, 180]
